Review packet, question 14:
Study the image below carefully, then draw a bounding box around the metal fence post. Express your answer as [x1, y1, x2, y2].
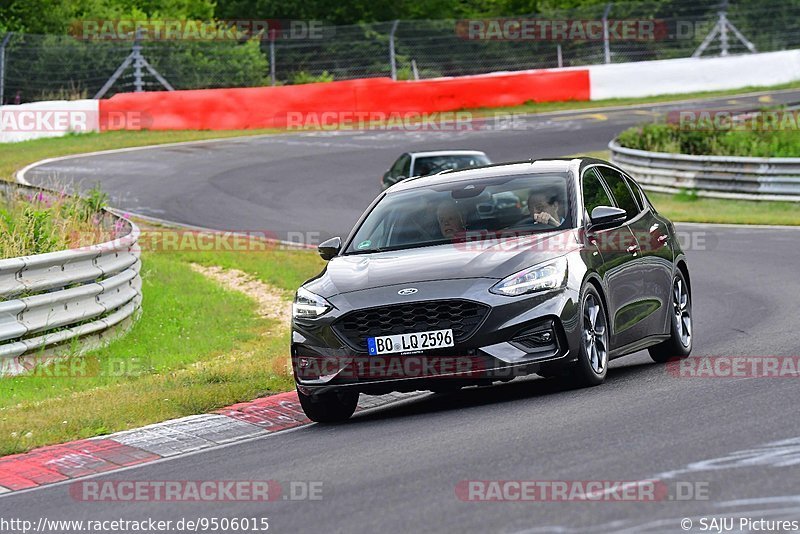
[602, 3, 612, 64]
[95, 27, 173, 98]
[132, 30, 144, 92]
[389, 20, 400, 80]
[557, 44, 563, 68]
[0, 32, 12, 105]
[719, 10, 729, 56]
[270, 38, 276, 85]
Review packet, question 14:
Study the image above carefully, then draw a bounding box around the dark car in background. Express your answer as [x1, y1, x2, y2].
[293, 158, 693, 422]
[381, 150, 491, 189]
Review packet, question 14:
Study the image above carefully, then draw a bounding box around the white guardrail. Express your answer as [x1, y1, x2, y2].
[609, 139, 800, 202]
[0, 182, 141, 375]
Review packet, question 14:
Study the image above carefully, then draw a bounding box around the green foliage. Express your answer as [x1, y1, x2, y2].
[0, 187, 113, 258]
[617, 120, 800, 158]
[0, 0, 216, 34]
[213, 0, 624, 25]
[288, 70, 334, 84]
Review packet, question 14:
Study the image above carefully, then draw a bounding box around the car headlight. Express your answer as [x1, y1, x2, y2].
[490, 257, 568, 297]
[292, 287, 333, 318]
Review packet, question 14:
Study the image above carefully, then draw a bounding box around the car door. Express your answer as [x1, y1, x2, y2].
[582, 167, 643, 351]
[623, 173, 675, 336]
[594, 165, 669, 345]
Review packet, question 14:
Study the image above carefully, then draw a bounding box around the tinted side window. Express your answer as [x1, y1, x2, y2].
[401, 156, 412, 177]
[391, 155, 410, 177]
[582, 169, 614, 218]
[626, 176, 656, 214]
[596, 167, 640, 220]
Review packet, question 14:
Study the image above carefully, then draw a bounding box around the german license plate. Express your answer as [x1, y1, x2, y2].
[367, 329, 454, 355]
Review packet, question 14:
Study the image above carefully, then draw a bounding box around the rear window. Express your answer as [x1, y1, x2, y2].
[413, 154, 490, 177]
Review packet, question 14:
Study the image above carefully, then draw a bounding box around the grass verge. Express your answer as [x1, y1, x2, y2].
[0, 234, 324, 456]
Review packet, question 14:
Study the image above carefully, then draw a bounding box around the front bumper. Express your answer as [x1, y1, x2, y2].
[291, 279, 581, 396]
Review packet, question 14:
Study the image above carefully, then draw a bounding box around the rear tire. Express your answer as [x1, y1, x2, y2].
[649, 269, 693, 363]
[297, 388, 358, 423]
[565, 284, 609, 387]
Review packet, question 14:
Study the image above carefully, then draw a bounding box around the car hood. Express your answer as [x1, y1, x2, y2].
[305, 229, 580, 297]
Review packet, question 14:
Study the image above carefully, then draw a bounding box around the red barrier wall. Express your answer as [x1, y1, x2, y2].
[99, 69, 590, 131]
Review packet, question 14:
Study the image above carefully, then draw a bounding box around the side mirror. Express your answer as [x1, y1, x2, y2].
[318, 237, 342, 261]
[589, 206, 627, 229]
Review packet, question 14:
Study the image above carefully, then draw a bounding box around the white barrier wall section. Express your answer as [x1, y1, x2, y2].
[588, 50, 800, 100]
[0, 99, 100, 143]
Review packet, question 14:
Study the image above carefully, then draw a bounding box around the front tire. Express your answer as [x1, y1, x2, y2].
[297, 388, 358, 423]
[649, 270, 692, 363]
[565, 284, 609, 387]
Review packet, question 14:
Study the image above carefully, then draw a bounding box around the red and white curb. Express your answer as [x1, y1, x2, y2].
[0, 391, 424, 494]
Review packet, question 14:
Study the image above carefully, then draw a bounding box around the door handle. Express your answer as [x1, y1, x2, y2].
[657, 235, 669, 243]
[627, 244, 640, 255]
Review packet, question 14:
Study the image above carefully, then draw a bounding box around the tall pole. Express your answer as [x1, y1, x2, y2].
[132, 28, 144, 92]
[389, 20, 399, 80]
[270, 38, 276, 85]
[0, 33, 12, 105]
[602, 3, 612, 64]
[719, 11, 729, 56]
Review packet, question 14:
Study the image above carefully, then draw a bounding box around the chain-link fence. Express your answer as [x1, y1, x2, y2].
[2, 0, 800, 104]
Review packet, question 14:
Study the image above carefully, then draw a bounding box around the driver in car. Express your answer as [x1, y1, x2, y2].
[528, 191, 565, 227]
[436, 200, 466, 239]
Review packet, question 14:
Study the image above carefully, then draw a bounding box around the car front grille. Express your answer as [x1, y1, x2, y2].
[332, 300, 490, 352]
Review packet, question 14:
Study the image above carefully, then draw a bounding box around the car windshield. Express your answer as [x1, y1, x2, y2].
[413, 154, 490, 176]
[346, 173, 571, 254]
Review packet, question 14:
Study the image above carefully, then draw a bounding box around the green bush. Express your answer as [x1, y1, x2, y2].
[288, 70, 334, 85]
[617, 121, 800, 158]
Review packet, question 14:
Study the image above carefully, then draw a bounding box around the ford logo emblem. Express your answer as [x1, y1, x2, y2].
[397, 288, 418, 296]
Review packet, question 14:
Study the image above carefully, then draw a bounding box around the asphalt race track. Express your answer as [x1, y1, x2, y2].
[25, 88, 800, 242]
[8, 90, 800, 533]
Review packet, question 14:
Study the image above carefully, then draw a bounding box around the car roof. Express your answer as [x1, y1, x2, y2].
[407, 150, 488, 157]
[388, 158, 586, 193]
